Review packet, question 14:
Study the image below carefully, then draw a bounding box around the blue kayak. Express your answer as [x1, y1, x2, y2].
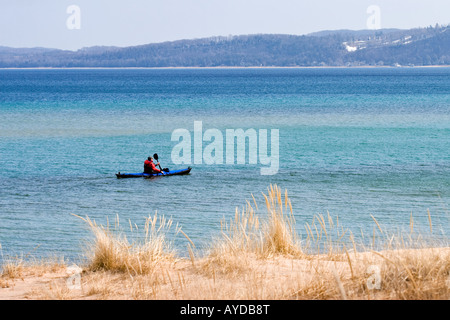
[116, 167, 191, 179]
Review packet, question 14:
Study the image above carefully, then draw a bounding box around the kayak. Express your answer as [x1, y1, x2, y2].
[116, 167, 192, 179]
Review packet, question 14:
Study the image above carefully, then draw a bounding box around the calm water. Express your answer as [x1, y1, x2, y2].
[0, 68, 449, 261]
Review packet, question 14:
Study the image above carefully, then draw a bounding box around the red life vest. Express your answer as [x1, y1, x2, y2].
[144, 159, 161, 173]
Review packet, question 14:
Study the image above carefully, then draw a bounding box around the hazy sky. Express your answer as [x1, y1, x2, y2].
[1, 0, 449, 50]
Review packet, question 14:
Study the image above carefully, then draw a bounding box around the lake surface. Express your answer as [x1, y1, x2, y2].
[0, 68, 449, 261]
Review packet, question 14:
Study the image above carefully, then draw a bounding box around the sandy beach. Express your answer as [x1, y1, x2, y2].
[1, 185, 448, 300]
[1, 247, 449, 300]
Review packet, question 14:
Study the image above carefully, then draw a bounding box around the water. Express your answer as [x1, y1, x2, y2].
[0, 68, 449, 261]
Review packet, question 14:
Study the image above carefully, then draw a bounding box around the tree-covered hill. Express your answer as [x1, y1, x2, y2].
[1, 25, 449, 68]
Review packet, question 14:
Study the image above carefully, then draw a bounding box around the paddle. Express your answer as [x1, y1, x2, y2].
[153, 153, 164, 174]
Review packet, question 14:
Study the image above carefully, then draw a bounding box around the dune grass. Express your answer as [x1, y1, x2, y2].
[200, 185, 303, 276]
[1, 184, 449, 300]
[0, 254, 65, 280]
[73, 212, 179, 275]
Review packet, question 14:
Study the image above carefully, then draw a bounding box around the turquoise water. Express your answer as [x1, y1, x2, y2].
[0, 68, 449, 261]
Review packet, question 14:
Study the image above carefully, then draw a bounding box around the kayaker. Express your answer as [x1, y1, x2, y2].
[144, 156, 162, 174]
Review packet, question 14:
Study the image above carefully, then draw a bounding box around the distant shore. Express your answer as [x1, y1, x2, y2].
[1, 65, 450, 70]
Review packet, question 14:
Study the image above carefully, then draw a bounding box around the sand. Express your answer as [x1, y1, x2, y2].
[1, 247, 449, 300]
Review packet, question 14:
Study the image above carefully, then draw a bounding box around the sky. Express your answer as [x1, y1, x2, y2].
[1, 0, 449, 50]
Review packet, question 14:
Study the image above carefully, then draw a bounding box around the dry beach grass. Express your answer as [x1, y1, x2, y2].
[1, 185, 449, 300]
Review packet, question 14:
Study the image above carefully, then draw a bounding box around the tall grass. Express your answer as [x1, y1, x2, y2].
[0, 242, 65, 280]
[74, 212, 178, 275]
[201, 184, 302, 275]
[262, 185, 301, 256]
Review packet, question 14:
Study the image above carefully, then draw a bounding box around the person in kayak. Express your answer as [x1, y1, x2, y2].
[144, 156, 162, 174]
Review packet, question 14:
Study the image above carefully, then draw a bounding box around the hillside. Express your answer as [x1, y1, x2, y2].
[0, 25, 449, 67]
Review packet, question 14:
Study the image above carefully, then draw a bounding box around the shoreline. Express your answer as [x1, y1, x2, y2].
[1, 246, 449, 300]
[1, 183, 448, 300]
[1, 65, 450, 70]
